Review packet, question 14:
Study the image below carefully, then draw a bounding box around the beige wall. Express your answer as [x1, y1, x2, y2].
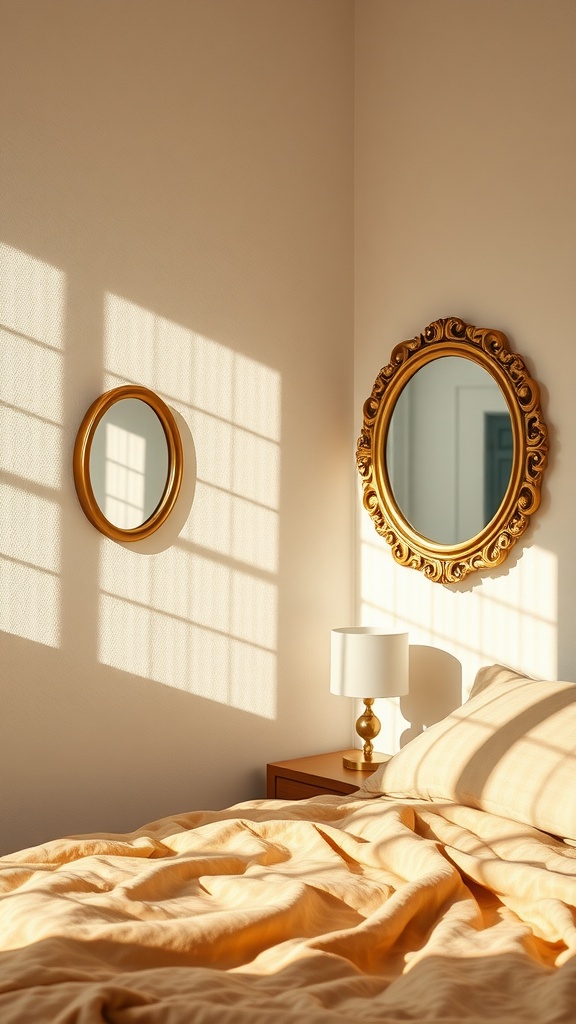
[0, 0, 354, 854]
[355, 0, 576, 749]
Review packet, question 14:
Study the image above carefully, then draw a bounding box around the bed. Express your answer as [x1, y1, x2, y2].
[1, 664, 575, 1023]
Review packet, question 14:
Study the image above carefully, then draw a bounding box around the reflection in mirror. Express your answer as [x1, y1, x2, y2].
[89, 399, 169, 529]
[73, 385, 183, 542]
[387, 356, 512, 544]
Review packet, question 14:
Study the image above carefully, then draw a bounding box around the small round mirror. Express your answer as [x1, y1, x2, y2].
[73, 386, 183, 542]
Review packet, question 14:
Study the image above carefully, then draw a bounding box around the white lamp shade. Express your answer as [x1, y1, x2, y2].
[330, 627, 409, 699]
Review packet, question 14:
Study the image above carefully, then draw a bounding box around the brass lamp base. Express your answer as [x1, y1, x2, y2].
[342, 749, 388, 771]
[343, 697, 386, 771]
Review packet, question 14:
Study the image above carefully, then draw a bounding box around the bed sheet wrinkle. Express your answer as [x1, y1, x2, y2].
[413, 804, 576, 960]
[309, 858, 473, 972]
[3, 834, 171, 870]
[1, 947, 573, 1024]
[0, 795, 575, 1022]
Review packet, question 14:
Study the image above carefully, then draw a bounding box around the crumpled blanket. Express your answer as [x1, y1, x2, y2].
[0, 793, 575, 1022]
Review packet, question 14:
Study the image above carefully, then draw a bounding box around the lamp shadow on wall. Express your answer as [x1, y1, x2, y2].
[400, 645, 461, 746]
[369, 643, 462, 756]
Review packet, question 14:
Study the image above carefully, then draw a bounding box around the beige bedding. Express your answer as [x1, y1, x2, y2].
[1, 792, 575, 1023]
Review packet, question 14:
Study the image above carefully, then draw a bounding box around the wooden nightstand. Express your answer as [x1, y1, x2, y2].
[266, 750, 390, 800]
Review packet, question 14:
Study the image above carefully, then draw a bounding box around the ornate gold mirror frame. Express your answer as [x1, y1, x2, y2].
[356, 317, 549, 583]
[73, 385, 184, 542]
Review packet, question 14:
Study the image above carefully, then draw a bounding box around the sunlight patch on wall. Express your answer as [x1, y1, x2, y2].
[98, 595, 276, 718]
[98, 545, 277, 651]
[0, 244, 65, 648]
[189, 481, 278, 573]
[99, 294, 280, 717]
[359, 506, 559, 706]
[0, 484, 61, 646]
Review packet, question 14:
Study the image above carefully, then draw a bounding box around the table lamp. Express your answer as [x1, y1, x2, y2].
[330, 627, 409, 770]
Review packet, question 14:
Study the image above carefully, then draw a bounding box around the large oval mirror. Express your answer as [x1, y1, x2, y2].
[357, 317, 549, 583]
[73, 386, 183, 542]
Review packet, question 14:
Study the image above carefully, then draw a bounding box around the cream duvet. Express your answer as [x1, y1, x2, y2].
[1, 791, 575, 1023]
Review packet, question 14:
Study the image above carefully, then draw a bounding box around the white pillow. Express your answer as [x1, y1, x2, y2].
[361, 664, 576, 841]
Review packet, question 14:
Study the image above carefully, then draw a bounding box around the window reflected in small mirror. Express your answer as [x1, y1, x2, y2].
[89, 398, 170, 530]
[73, 386, 183, 542]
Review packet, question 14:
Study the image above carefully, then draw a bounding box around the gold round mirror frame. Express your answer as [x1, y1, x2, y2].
[73, 385, 184, 542]
[356, 317, 549, 584]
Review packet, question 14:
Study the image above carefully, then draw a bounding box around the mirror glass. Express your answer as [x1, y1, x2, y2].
[386, 356, 512, 544]
[88, 398, 170, 529]
[73, 385, 184, 542]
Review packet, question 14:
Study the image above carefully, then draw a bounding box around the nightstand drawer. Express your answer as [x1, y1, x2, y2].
[273, 776, 353, 800]
[266, 750, 381, 800]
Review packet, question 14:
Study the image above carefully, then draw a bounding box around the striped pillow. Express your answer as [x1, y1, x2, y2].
[361, 665, 576, 841]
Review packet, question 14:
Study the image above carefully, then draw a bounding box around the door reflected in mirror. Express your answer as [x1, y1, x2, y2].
[89, 398, 170, 530]
[386, 356, 512, 545]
